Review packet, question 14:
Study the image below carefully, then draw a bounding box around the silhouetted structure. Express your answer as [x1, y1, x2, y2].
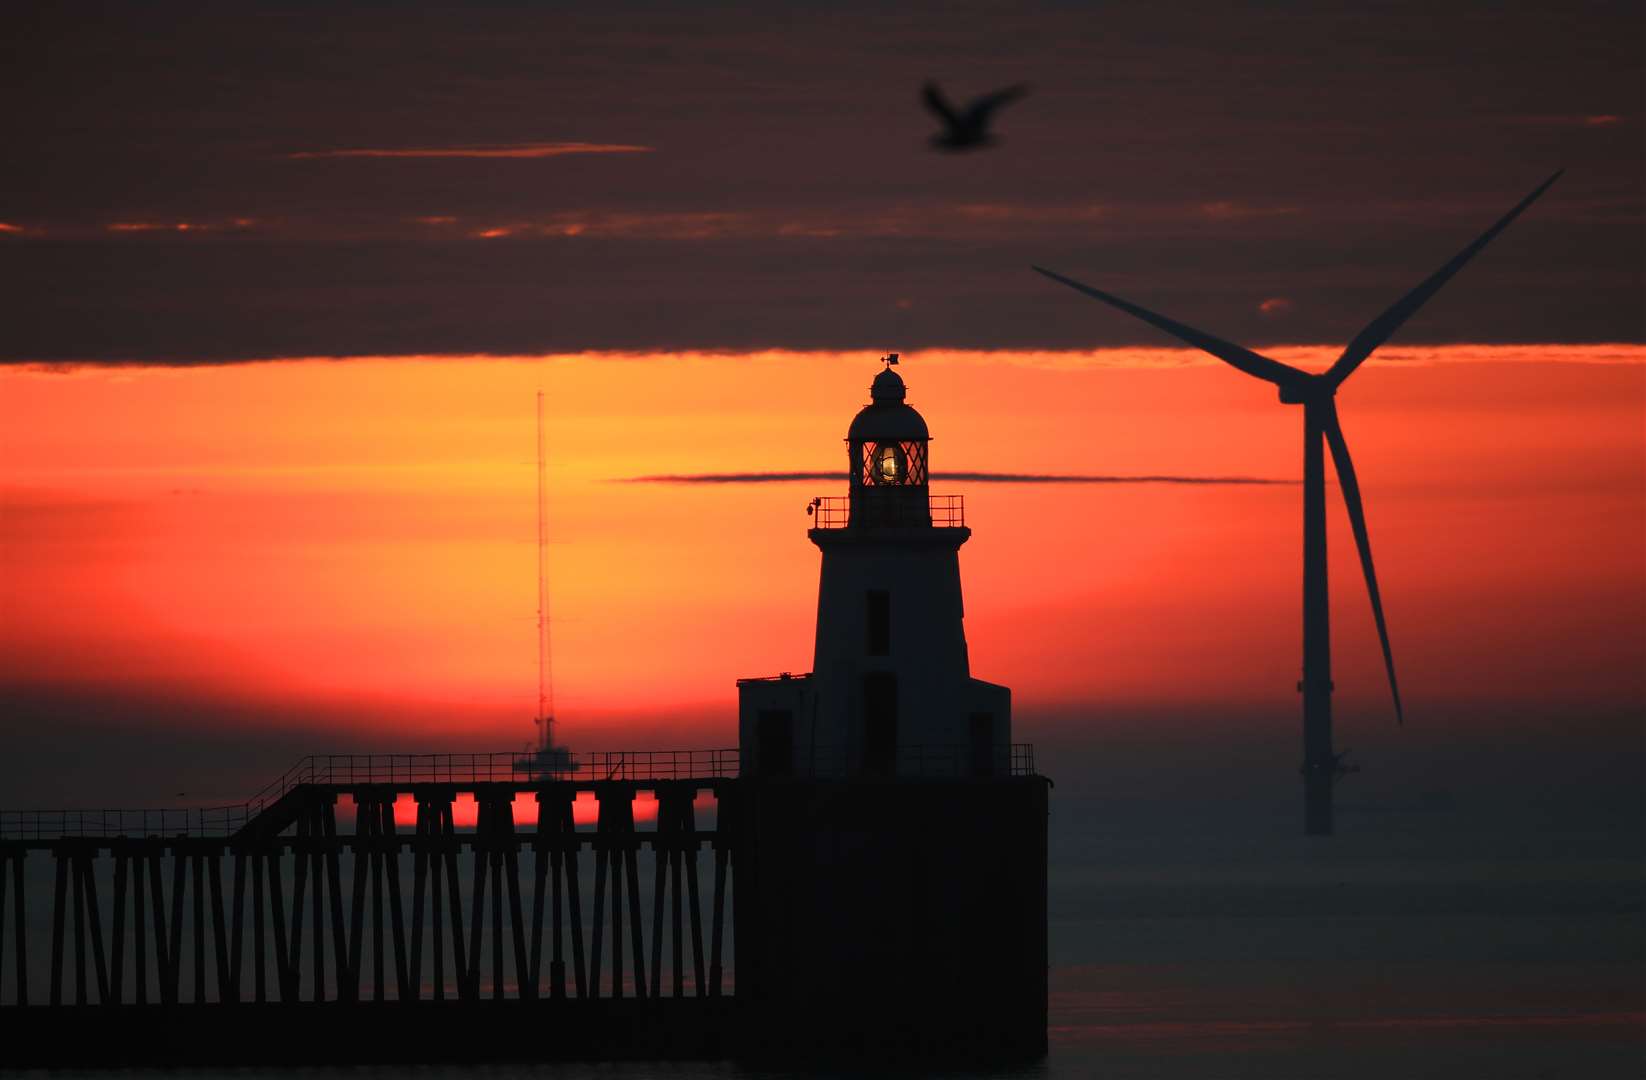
[741, 356, 1011, 777]
[519, 388, 574, 776]
[737, 357, 1048, 1059]
[1034, 170, 1561, 835]
[0, 754, 737, 1064]
[0, 362, 1049, 1066]
[922, 81, 1029, 151]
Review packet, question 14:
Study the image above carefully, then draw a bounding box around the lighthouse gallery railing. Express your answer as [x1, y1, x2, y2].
[809, 494, 964, 530]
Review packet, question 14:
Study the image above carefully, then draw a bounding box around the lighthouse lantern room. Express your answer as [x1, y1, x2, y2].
[738, 356, 1011, 779]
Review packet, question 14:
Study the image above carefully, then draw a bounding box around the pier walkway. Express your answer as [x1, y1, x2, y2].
[0, 747, 1045, 1066]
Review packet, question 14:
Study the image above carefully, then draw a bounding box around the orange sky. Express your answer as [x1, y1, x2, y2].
[2, 348, 1642, 766]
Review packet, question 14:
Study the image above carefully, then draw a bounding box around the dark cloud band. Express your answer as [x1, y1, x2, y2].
[620, 471, 1292, 485]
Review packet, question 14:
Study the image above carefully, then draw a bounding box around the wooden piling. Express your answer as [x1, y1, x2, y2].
[48, 850, 66, 1005]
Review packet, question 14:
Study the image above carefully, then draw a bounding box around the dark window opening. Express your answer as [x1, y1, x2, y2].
[757, 709, 794, 777]
[969, 712, 996, 777]
[863, 673, 898, 776]
[867, 590, 891, 656]
[858, 440, 929, 487]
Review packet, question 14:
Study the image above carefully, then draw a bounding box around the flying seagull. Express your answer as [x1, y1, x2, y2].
[1033, 170, 1562, 836]
[922, 81, 1029, 151]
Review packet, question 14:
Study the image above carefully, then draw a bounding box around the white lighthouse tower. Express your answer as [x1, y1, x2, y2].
[738, 355, 1011, 778]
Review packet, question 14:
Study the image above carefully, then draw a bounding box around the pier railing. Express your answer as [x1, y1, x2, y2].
[0, 750, 741, 841]
[245, 748, 741, 791]
[0, 744, 1037, 841]
[0, 807, 254, 843]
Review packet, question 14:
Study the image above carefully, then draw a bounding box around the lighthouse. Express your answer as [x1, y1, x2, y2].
[731, 356, 1046, 1061]
[738, 355, 1011, 779]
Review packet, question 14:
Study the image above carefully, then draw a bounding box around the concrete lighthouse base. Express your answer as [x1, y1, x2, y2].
[728, 775, 1050, 1062]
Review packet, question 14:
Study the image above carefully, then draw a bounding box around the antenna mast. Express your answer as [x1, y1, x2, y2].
[535, 389, 555, 754]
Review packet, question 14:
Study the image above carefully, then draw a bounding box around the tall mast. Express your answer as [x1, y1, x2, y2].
[536, 389, 555, 753]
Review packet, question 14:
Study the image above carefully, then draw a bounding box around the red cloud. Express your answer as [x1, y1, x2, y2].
[1515, 114, 1627, 128]
[106, 220, 256, 234]
[289, 142, 653, 160]
[1258, 297, 1294, 317]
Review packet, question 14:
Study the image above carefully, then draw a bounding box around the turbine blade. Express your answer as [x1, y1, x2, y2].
[1322, 401, 1404, 724]
[1032, 266, 1307, 387]
[1327, 170, 1564, 386]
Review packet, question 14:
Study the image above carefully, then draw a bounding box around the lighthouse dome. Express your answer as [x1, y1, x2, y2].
[871, 366, 906, 402]
[848, 369, 930, 442]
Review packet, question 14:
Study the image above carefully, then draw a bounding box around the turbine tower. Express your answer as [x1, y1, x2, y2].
[1034, 171, 1561, 835]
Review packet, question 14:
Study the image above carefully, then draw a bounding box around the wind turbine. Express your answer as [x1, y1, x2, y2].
[1033, 170, 1562, 836]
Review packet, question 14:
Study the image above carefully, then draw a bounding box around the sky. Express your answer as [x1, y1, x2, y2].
[1, 1, 1640, 361]
[0, 1, 1642, 815]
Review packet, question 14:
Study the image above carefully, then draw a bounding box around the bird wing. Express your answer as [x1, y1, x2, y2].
[1327, 170, 1563, 388]
[1031, 266, 1309, 388]
[964, 83, 1030, 123]
[922, 81, 960, 125]
[1322, 400, 1403, 725]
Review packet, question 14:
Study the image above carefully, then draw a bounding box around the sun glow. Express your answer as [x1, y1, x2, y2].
[2, 347, 1641, 752]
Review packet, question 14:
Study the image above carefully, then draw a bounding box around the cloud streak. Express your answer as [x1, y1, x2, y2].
[105, 219, 258, 235]
[1199, 201, 1302, 221]
[481, 200, 1300, 242]
[1512, 114, 1628, 128]
[287, 142, 653, 160]
[621, 470, 1293, 485]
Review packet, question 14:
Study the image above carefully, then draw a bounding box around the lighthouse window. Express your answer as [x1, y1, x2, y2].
[903, 440, 928, 485]
[876, 443, 902, 483]
[858, 440, 927, 487]
[866, 590, 891, 655]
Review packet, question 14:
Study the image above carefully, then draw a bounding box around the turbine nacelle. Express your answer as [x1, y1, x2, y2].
[1277, 376, 1329, 405]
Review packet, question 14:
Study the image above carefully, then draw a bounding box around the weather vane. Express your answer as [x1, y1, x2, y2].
[882, 352, 899, 368]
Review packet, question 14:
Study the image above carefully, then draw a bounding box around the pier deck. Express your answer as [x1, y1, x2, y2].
[0, 749, 1047, 1066]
